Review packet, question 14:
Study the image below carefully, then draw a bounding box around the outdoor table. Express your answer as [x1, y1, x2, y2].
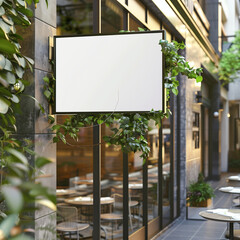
[219, 186, 240, 194]
[112, 176, 139, 182]
[227, 176, 240, 182]
[65, 196, 115, 222]
[115, 183, 153, 190]
[64, 196, 114, 206]
[199, 208, 240, 240]
[56, 189, 76, 197]
[72, 179, 94, 185]
[219, 187, 240, 206]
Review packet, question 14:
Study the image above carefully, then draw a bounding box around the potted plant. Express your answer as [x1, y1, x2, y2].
[187, 173, 215, 207]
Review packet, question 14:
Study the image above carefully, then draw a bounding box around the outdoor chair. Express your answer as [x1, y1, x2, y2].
[57, 205, 90, 240]
[100, 193, 140, 239]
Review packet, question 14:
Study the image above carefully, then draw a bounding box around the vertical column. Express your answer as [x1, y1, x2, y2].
[93, 2, 101, 239]
[34, 1, 57, 238]
[93, 0, 101, 34]
[15, 1, 57, 239]
[158, 126, 163, 229]
[143, 154, 148, 239]
[123, 152, 129, 239]
[209, 81, 220, 180]
[205, 0, 219, 54]
[93, 124, 101, 239]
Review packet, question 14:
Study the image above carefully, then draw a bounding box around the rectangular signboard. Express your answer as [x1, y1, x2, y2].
[54, 31, 164, 114]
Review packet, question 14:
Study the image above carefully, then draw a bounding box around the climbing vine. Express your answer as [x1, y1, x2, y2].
[0, 0, 56, 239]
[49, 37, 202, 162]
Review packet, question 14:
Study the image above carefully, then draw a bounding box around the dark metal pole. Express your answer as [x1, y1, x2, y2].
[92, 1, 101, 237]
[158, 125, 163, 230]
[93, 123, 101, 240]
[170, 94, 174, 220]
[123, 152, 129, 239]
[93, 0, 101, 34]
[229, 222, 234, 240]
[143, 155, 148, 239]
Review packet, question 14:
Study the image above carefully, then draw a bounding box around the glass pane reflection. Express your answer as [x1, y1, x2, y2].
[148, 120, 159, 221]
[101, 0, 124, 33]
[57, 0, 93, 35]
[162, 117, 171, 227]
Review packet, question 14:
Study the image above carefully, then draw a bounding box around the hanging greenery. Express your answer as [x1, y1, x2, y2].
[47, 38, 202, 162]
[0, 0, 56, 239]
[219, 30, 240, 84]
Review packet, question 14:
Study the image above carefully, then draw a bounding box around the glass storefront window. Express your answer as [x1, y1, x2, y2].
[128, 0, 146, 24]
[101, 0, 124, 33]
[147, 120, 159, 222]
[162, 116, 171, 227]
[129, 14, 147, 31]
[56, 0, 178, 238]
[57, 0, 93, 35]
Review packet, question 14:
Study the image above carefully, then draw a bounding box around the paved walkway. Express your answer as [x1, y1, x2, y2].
[156, 173, 240, 240]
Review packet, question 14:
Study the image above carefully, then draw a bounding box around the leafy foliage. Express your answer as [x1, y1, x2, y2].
[49, 37, 202, 162]
[0, 0, 55, 239]
[187, 173, 215, 206]
[219, 30, 240, 84]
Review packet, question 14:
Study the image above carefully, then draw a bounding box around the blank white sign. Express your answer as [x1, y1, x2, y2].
[54, 31, 164, 113]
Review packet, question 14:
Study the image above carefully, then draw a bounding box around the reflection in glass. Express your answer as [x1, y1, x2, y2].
[162, 116, 171, 227]
[129, 14, 146, 31]
[56, 115, 94, 238]
[57, 0, 93, 35]
[101, 0, 124, 33]
[147, 120, 159, 222]
[100, 123, 144, 237]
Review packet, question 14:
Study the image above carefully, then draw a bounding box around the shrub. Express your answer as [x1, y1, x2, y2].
[187, 173, 215, 206]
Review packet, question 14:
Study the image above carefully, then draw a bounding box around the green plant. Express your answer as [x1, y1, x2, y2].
[219, 30, 240, 84]
[0, 0, 56, 239]
[46, 35, 202, 163]
[187, 173, 215, 207]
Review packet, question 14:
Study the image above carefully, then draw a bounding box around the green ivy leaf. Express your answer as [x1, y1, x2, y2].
[10, 94, 19, 103]
[2, 186, 23, 213]
[4, 59, 13, 71]
[48, 115, 55, 124]
[2, 15, 14, 25]
[6, 148, 28, 165]
[0, 53, 6, 70]
[0, 6, 5, 16]
[16, 7, 33, 17]
[0, 214, 19, 239]
[44, 89, 51, 99]
[14, 65, 24, 78]
[35, 157, 53, 169]
[0, 19, 11, 34]
[2, 72, 16, 84]
[0, 38, 17, 54]
[172, 88, 178, 95]
[196, 75, 203, 83]
[0, 96, 10, 114]
[16, 0, 25, 7]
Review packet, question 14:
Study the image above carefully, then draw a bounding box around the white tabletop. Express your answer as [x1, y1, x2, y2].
[219, 186, 240, 194]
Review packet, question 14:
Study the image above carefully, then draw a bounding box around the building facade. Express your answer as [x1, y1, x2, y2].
[19, 0, 240, 239]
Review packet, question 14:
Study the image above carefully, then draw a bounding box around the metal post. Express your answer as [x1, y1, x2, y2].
[93, 123, 101, 240]
[229, 222, 234, 240]
[93, 0, 101, 34]
[158, 125, 163, 230]
[123, 152, 129, 239]
[143, 155, 148, 239]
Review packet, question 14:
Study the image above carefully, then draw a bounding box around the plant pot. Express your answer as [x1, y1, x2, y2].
[190, 198, 212, 207]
